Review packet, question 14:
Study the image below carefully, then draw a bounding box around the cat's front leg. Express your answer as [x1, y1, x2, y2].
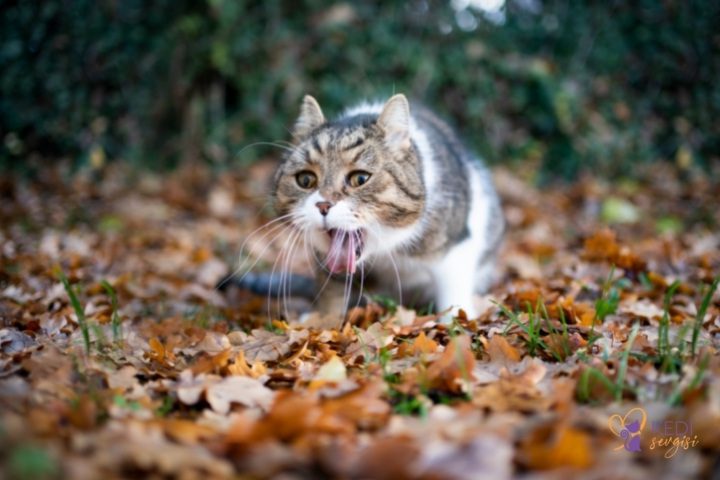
[312, 270, 366, 324]
[431, 241, 480, 321]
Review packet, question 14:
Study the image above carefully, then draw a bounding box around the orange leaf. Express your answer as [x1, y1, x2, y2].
[322, 382, 391, 430]
[582, 229, 646, 272]
[412, 331, 438, 355]
[160, 419, 218, 444]
[191, 349, 232, 375]
[578, 310, 596, 327]
[227, 350, 267, 378]
[283, 339, 309, 366]
[148, 337, 165, 363]
[485, 334, 521, 363]
[523, 424, 594, 470]
[425, 335, 475, 393]
[582, 229, 619, 262]
[66, 394, 98, 430]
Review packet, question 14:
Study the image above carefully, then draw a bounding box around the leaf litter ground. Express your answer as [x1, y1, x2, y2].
[0, 161, 718, 479]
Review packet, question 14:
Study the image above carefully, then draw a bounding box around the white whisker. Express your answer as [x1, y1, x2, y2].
[279, 227, 303, 320]
[218, 216, 294, 290]
[266, 226, 300, 321]
[342, 233, 352, 318]
[352, 233, 366, 315]
[236, 141, 301, 158]
[365, 223, 403, 307]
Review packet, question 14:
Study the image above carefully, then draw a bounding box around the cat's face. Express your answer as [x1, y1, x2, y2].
[272, 95, 425, 273]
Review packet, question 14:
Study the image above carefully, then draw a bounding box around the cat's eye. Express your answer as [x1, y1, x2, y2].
[295, 171, 317, 189]
[347, 170, 371, 187]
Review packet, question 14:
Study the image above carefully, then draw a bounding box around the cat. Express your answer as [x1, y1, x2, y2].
[270, 94, 504, 320]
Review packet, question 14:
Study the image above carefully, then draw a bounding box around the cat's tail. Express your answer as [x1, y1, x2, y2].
[216, 271, 316, 299]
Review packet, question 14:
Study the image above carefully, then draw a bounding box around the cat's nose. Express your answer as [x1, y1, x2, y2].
[315, 201, 333, 216]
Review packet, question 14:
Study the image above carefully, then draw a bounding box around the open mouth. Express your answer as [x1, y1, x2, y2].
[324, 229, 365, 274]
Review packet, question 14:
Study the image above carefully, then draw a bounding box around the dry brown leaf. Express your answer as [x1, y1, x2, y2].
[145, 337, 177, 365]
[520, 423, 594, 470]
[473, 376, 549, 413]
[193, 331, 231, 355]
[310, 355, 347, 386]
[412, 331, 438, 355]
[0, 328, 35, 354]
[484, 334, 521, 363]
[241, 328, 306, 362]
[345, 322, 394, 363]
[206, 375, 275, 414]
[356, 322, 394, 350]
[582, 229, 646, 271]
[583, 229, 620, 262]
[87, 421, 234, 477]
[417, 435, 514, 480]
[389, 306, 417, 328]
[159, 419, 220, 444]
[425, 335, 476, 393]
[227, 349, 268, 378]
[190, 349, 232, 375]
[176, 370, 213, 406]
[322, 382, 391, 430]
[620, 300, 664, 320]
[249, 391, 349, 442]
[504, 251, 543, 279]
[106, 365, 140, 391]
[3, 157, 718, 479]
[348, 436, 420, 479]
[472, 359, 548, 413]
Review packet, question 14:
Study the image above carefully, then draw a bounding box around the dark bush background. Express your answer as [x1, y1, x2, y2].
[1, 0, 718, 179]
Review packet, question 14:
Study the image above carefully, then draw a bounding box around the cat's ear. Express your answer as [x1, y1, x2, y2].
[377, 94, 411, 150]
[293, 95, 325, 139]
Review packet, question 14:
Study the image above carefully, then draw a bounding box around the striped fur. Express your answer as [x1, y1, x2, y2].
[272, 94, 504, 318]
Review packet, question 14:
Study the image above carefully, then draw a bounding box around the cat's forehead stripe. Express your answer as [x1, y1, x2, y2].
[303, 148, 318, 166]
[311, 137, 323, 155]
[342, 136, 365, 151]
[310, 127, 368, 155]
[350, 150, 365, 164]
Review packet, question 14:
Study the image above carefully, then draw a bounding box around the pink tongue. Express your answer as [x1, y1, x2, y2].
[325, 230, 356, 274]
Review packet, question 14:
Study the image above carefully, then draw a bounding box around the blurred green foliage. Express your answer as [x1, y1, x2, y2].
[1, 0, 718, 178]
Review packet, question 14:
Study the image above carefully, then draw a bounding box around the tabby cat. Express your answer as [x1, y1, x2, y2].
[271, 94, 504, 319]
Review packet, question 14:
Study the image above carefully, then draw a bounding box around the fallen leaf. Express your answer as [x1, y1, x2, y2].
[159, 419, 219, 444]
[206, 376, 275, 414]
[176, 370, 211, 406]
[241, 329, 306, 362]
[412, 331, 438, 355]
[425, 335, 476, 393]
[193, 331, 231, 355]
[417, 435, 514, 480]
[0, 328, 35, 354]
[348, 436, 420, 479]
[312, 355, 347, 384]
[484, 334, 521, 363]
[521, 423, 594, 470]
[473, 361, 550, 413]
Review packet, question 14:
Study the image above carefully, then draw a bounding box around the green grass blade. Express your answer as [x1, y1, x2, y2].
[101, 280, 122, 344]
[659, 280, 680, 370]
[594, 265, 620, 324]
[667, 354, 711, 406]
[578, 367, 618, 403]
[60, 272, 90, 354]
[691, 276, 718, 357]
[615, 322, 639, 401]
